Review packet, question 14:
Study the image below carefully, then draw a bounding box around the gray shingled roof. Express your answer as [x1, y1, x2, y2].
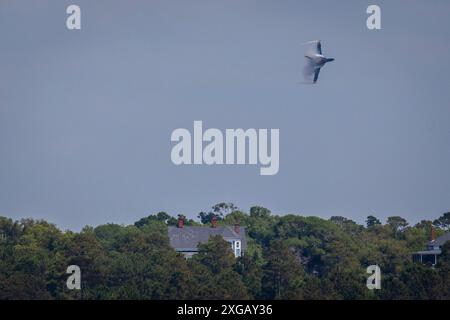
[168, 226, 247, 252]
[428, 232, 450, 247]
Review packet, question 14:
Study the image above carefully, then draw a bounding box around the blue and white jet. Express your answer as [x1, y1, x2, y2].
[302, 40, 335, 84]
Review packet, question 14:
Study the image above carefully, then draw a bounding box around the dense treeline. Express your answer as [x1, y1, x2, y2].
[0, 204, 449, 300]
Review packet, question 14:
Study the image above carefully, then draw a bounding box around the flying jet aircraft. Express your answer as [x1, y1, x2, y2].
[302, 40, 335, 84]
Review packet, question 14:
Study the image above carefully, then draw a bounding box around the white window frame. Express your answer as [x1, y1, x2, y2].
[235, 240, 241, 257]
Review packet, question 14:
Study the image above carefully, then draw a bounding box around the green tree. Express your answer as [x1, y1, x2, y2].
[1, 208, 448, 300]
[195, 235, 235, 273]
[329, 216, 356, 227]
[250, 206, 271, 219]
[386, 216, 409, 238]
[236, 252, 263, 299]
[198, 203, 238, 225]
[433, 212, 450, 230]
[192, 235, 249, 299]
[262, 240, 305, 299]
[366, 215, 381, 228]
[134, 212, 171, 227]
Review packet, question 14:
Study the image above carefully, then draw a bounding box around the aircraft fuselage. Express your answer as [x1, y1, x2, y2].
[305, 54, 334, 68]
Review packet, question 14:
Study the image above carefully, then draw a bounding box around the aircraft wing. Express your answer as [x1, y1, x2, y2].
[316, 41, 322, 55]
[313, 68, 321, 83]
[303, 40, 322, 55]
[302, 58, 319, 84]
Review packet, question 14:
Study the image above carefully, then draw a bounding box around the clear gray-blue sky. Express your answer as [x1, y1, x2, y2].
[1, 0, 450, 230]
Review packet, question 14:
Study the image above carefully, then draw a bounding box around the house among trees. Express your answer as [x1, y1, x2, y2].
[412, 229, 450, 266]
[168, 216, 247, 258]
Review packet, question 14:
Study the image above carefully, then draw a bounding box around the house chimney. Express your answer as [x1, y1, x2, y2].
[431, 225, 436, 242]
[177, 216, 184, 229]
[211, 216, 217, 228]
[234, 223, 240, 234]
